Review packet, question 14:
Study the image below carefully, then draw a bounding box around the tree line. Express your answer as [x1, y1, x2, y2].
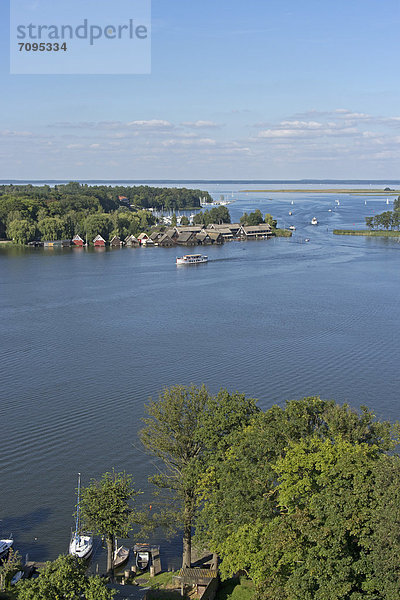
[4, 386, 400, 599]
[365, 196, 400, 230]
[0, 183, 212, 244]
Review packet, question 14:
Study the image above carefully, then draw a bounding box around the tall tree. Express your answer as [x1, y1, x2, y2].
[80, 471, 137, 579]
[196, 397, 397, 587]
[140, 385, 258, 568]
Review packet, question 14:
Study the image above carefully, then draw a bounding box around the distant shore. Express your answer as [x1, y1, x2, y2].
[333, 229, 400, 237]
[240, 189, 399, 195]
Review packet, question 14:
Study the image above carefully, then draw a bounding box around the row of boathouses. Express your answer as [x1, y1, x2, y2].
[28, 223, 273, 248]
[79, 223, 273, 247]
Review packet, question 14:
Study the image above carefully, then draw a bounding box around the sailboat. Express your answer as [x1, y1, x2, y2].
[0, 535, 13, 559]
[69, 473, 93, 559]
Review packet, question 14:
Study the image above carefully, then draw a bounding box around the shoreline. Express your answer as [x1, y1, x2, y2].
[239, 189, 400, 195]
[333, 229, 400, 237]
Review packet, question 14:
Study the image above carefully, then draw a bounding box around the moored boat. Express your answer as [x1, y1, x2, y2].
[176, 254, 208, 265]
[311, 217, 318, 225]
[69, 474, 93, 560]
[136, 550, 150, 570]
[114, 544, 130, 569]
[0, 536, 13, 559]
[289, 225, 296, 231]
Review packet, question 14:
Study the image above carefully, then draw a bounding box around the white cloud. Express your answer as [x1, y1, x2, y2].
[181, 120, 222, 129]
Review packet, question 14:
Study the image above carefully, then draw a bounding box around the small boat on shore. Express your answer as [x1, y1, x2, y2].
[311, 217, 318, 225]
[114, 545, 130, 569]
[0, 536, 13, 559]
[176, 254, 208, 265]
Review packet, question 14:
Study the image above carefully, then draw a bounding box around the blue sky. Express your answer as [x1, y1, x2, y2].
[1, 0, 400, 179]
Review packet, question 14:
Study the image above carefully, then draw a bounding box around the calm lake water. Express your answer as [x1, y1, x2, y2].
[1, 182, 400, 568]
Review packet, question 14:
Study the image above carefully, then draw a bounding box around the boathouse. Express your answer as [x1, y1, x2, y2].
[137, 233, 150, 245]
[205, 230, 224, 244]
[158, 233, 175, 247]
[196, 231, 212, 245]
[110, 236, 123, 247]
[93, 235, 106, 247]
[165, 228, 179, 240]
[125, 235, 139, 247]
[72, 235, 84, 247]
[176, 231, 197, 246]
[238, 224, 272, 239]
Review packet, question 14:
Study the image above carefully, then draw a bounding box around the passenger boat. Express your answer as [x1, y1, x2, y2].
[69, 474, 93, 560]
[176, 254, 208, 265]
[311, 217, 318, 225]
[0, 536, 13, 559]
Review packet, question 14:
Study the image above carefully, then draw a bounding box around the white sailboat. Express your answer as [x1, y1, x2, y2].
[0, 535, 13, 559]
[69, 473, 93, 559]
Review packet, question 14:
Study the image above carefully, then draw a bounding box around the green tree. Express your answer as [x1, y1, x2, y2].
[171, 213, 178, 227]
[16, 554, 115, 599]
[368, 455, 400, 599]
[180, 215, 190, 226]
[365, 216, 374, 229]
[37, 216, 66, 241]
[264, 213, 277, 228]
[140, 385, 211, 568]
[0, 548, 21, 592]
[80, 471, 138, 579]
[6, 219, 36, 244]
[140, 385, 258, 568]
[196, 397, 397, 588]
[85, 213, 112, 243]
[247, 209, 264, 226]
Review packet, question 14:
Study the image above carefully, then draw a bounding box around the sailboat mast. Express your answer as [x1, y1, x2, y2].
[75, 473, 81, 538]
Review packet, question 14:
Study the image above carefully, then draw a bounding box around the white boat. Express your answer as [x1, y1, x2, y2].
[114, 544, 130, 569]
[69, 474, 93, 560]
[289, 225, 296, 231]
[386, 198, 390, 204]
[311, 217, 318, 225]
[0, 535, 13, 559]
[289, 211, 293, 216]
[176, 254, 208, 265]
[136, 550, 150, 570]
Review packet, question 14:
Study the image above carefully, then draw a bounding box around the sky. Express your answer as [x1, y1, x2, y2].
[1, 0, 400, 180]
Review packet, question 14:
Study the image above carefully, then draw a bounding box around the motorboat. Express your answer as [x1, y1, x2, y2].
[311, 217, 318, 225]
[176, 254, 208, 265]
[289, 211, 293, 216]
[289, 225, 296, 231]
[69, 474, 93, 560]
[114, 545, 130, 569]
[136, 550, 150, 570]
[0, 536, 13, 559]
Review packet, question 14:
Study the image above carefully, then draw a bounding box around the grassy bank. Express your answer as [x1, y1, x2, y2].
[333, 229, 400, 237]
[274, 228, 292, 237]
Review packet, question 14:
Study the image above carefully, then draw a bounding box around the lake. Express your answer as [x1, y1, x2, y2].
[1, 182, 400, 569]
